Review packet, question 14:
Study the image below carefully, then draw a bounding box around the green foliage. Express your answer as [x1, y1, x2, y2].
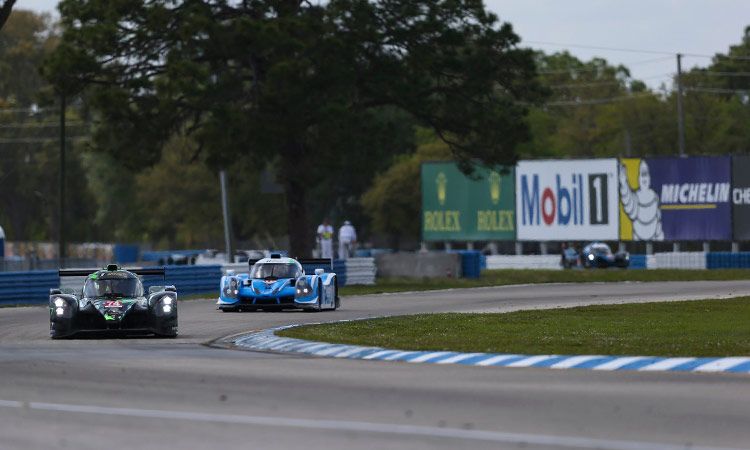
[44, 0, 545, 255]
[280, 298, 750, 357]
[0, 9, 56, 104]
[361, 130, 451, 246]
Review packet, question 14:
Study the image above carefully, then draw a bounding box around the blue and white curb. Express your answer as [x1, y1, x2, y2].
[234, 325, 750, 374]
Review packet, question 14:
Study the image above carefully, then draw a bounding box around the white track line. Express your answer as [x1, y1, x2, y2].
[0, 399, 739, 450]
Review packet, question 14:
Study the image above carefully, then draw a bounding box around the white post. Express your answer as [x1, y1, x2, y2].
[515, 242, 523, 255]
[219, 170, 233, 263]
[444, 242, 452, 251]
[466, 242, 474, 250]
[672, 242, 680, 253]
[702, 242, 710, 253]
[646, 242, 654, 255]
[618, 242, 626, 253]
[732, 242, 740, 253]
[539, 241, 548, 255]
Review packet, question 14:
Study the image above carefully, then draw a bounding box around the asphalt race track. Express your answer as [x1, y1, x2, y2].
[1, 281, 750, 450]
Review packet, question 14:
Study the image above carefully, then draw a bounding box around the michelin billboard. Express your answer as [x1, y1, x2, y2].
[619, 156, 732, 241]
[733, 155, 750, 241]
[516, 159, 619, 241]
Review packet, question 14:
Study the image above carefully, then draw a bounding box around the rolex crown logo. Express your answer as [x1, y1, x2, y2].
[489, 172, 501, 205]
[436, 172, 447, 206]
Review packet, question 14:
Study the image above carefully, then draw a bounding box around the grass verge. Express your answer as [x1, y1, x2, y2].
[339, 268, 750, 296]
[279, 297, 750, 357]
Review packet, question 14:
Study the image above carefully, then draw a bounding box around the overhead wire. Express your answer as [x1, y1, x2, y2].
[525, 40, 750, 61]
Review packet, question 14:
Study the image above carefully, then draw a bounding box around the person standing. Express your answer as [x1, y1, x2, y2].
[338, 220, 357, 260]
[317, 218, 334, 259]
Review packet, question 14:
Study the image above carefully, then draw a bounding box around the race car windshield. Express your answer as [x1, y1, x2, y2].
[252, 263, 301, 280]
[84, 278, 143, 298]
[590, 244, 612, 254]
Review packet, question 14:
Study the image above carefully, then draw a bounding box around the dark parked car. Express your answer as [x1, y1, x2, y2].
[582, 242, 629, 269]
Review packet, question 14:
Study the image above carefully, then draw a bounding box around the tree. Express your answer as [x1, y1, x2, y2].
[0, 0, 15, 32]
[361, 130, 451, 249]
[44, 0, 545, 256]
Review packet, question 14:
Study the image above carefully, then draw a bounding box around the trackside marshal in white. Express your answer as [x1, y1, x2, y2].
[516, 159, 619, 241]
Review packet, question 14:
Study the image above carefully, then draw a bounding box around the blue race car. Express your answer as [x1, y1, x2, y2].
[217, 255, 339, 312]
[582, 242, 630, 269]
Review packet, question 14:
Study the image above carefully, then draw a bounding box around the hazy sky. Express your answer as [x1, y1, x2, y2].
[16, 0, 750, 89]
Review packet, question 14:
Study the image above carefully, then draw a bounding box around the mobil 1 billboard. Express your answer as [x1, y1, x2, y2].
[516, 159, 618, 241]
[733, 155, 750, 240]
[421, 162, 515, 241]
[619, 156, 731, 241]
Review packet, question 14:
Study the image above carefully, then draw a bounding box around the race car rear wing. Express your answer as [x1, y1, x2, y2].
[59, 267, 166, 279]
[246, 258, 334, 270]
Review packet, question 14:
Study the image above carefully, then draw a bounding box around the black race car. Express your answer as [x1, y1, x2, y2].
[50, 265, 178, 339]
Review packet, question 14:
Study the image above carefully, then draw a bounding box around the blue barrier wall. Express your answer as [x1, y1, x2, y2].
[141, 265, 223, 296]
[113, 244, 139, 264]
[706, 252, 750, 269]
[0, 270, 59, 305]
[629, 254, 648, 269]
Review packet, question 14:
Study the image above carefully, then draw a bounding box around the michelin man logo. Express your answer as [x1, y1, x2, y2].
[619, 160, 664, 240]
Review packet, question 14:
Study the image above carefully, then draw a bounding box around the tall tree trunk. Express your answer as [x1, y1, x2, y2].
[0, 0, 16, 32]
[281, 142, 313, 258]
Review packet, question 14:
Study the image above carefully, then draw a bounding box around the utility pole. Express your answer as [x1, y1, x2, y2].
[58, 93, 66, 265]
[676, 53, 686, 156]
[219, 170, 233, 263]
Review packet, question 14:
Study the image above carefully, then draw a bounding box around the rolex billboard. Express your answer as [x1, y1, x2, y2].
[421, 162, 516, 241]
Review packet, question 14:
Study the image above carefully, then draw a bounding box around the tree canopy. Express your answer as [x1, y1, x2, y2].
[44, 0, 545, 256]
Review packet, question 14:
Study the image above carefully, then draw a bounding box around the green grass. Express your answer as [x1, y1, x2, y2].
[279, 297, 750, 357]
[339, 268, 750, 296]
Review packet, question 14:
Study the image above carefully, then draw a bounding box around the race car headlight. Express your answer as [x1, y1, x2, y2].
[163, 304, 172, 314]
[55, 307, 64, 316]
[295, 279, 311, 297]
[162, 296, 173, 305]
[54, 297, 65, 308]
[588, 254, 595, 261]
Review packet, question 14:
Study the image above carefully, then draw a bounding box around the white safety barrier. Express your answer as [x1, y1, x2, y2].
[343, 257, 376, 285]
[652, 252, 706, 270]
[485, 255, 562, 270]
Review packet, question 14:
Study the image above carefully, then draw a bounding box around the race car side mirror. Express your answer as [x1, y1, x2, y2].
[315, 268, 325, 276]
